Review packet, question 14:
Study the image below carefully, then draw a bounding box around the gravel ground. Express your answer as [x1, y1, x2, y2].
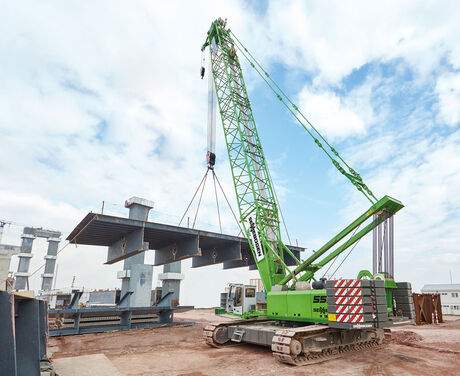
[49, 309, 460, 376]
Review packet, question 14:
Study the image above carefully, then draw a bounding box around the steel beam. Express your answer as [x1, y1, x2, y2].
[154, 235, 200, 265]
[0, 292, 48, 376]
[192, 240, 241, 267]
[48, 305, 194, 336]
[0, 292, 16, 376]
[67, 212, 304, 269]
[107, 228, 149, 264]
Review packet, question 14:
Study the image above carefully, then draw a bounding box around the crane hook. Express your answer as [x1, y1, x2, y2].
[201, 50, 206, 79]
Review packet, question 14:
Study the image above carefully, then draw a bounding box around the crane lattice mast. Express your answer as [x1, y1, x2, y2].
[201, 18, 403, 292]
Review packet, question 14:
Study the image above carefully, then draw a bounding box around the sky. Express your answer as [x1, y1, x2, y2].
[0, 1, 459, 307]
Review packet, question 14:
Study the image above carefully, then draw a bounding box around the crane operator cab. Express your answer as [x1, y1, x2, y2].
[222, 283, 262, 317]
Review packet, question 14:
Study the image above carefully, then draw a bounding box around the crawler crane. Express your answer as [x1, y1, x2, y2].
[201, 18, 413, 365]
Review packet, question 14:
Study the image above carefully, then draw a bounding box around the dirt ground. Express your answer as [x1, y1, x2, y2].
[49, 309, 460, 376]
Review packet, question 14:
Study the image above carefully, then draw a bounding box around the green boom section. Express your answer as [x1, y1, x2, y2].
[202, 19, 293, 291]
[290, 196, 404, 284]
[202, 18, 404, 291]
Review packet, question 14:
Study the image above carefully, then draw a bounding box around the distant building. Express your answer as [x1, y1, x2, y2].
[421, 284, 460, 315]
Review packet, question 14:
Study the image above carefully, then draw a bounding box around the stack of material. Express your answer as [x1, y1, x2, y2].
[48, 305, 194, 336]
[412, 293, 443, 325]
[394, 282, 415, 320]
[326, 279, 388, 329]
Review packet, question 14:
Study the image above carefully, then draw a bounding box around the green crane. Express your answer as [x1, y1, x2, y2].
[202, 19, 411, 365]
[201, 18, 403, 292]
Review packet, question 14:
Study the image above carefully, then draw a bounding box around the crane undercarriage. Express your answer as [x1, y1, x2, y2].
[204, 320, 385, 366]
[203, 278, 413, 366]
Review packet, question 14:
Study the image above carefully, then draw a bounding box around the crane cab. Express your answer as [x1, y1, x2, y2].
[218, 283, 266, 318]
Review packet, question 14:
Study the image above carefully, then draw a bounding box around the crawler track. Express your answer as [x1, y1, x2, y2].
[204, 321, 385, 366]
[272, 326, 384, 365]
[202, 319, 262, 347]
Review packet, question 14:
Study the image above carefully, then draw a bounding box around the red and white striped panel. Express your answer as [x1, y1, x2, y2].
[335, 305, 363, 314]
[333, 279, 362, 288]
[336, 314, 364, 323]
[349, 314, 364, 323]
[347, 296, 362, 305]
[334, 286, 362, 297]
[334, 296, 363, 305]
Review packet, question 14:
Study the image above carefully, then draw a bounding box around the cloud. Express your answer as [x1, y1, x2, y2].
[260, 0, 460, 85]
[338, 128, 460, 291]
[0, 1, 256, 305]
[435, 71, 460, 126]
[296, 74, 378, 140]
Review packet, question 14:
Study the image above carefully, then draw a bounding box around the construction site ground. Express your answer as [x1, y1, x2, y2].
[48, 309, 460, 376]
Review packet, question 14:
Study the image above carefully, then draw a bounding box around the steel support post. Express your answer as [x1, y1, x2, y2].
[41, 236, 61, 291]
[372, 211, 396, 278]
[389, 215, 394, 277]
[119, 197, 154, 308]
[15, 231, 36, 290]
[372, 214, 377, 275]
[377, 218, 382, 273]
[0, 291, 16, 375]
[0, 292, 48, 376]
[158, 261, 184, 307]
[384, 211, 389, 276]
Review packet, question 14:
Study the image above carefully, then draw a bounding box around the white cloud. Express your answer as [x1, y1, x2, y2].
[296, 75, 378, 140]
[436, 72, 460, 126]
[297, 90, 366, 140]
[259, 0, 460, 85]
[338, 129, 460, 291]
[0, 1, 256, 306]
